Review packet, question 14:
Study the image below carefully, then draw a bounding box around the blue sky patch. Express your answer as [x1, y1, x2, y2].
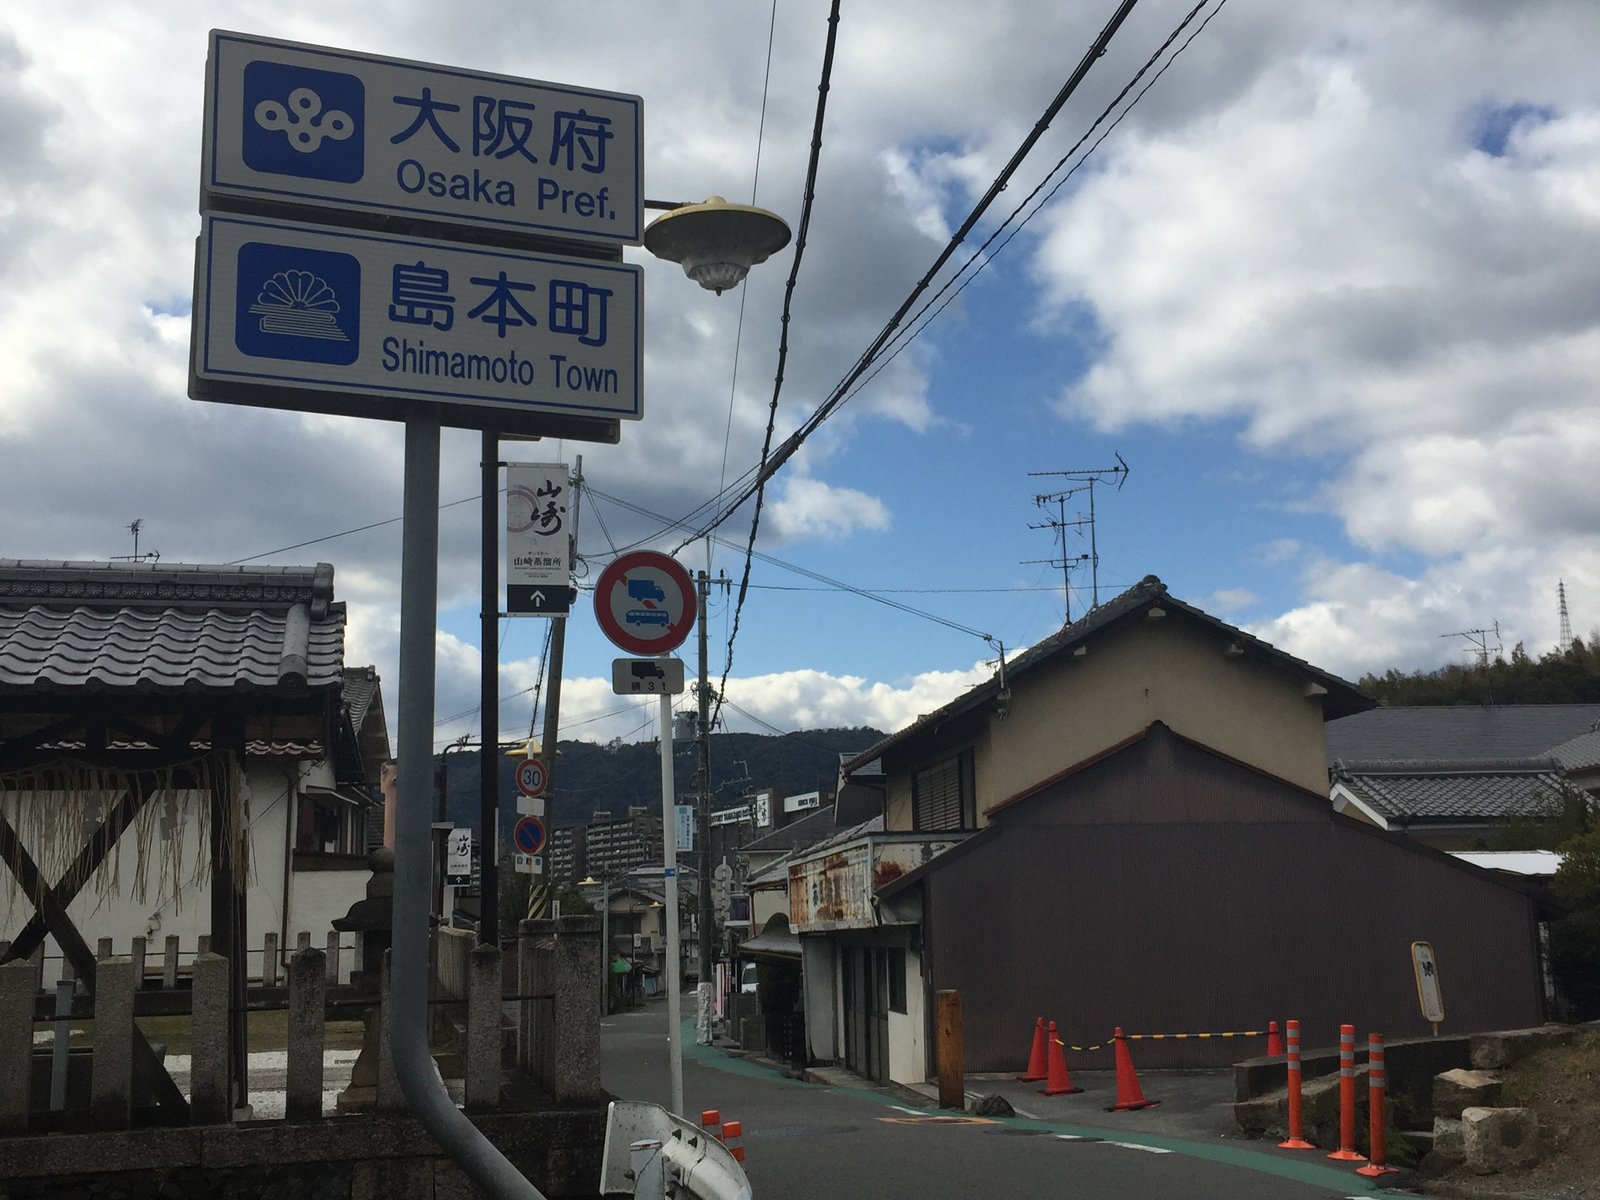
[1471, 101, 1555, 157]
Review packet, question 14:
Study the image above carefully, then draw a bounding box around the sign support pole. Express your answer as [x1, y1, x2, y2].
[394, 404, 543, 1200]
[659, 686, 685, 1116]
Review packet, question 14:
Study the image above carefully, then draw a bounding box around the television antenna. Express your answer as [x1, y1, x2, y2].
[1027, 454, 1129, 612]
[110, 519, 160, 563]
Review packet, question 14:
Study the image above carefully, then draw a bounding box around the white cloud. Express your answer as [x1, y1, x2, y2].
[766, 477, 892, 542]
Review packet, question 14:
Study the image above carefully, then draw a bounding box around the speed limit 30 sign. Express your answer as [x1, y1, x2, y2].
[516, 757, 549, 798]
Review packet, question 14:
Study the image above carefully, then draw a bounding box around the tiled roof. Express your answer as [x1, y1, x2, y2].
[0, 560, 344, 695]
[742, 804, 850, 855]
[1332, 759, 1567, 822]
[843, 575, 1371, 775]
[1326, 705, 1600, 766]
[1550, 728, 1600, 773]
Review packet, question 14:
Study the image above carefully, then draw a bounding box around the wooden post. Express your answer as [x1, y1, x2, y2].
[936, 989, 964, 1110]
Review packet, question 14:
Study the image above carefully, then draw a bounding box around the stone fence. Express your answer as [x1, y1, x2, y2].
[0, 930, 360, 994]
[0, 916, 601, 1138]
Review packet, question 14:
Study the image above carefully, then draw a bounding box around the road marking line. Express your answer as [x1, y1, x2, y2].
[890, 1105, 924, 1115]
[1106, 1141, 1173, 1154]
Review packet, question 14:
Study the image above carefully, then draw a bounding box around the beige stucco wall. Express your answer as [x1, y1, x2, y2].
[884, 614, 1334, 831]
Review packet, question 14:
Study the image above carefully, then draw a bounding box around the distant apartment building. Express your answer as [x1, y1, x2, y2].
[549, 806, 663, 884]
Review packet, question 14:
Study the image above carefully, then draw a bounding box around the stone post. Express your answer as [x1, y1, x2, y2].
[286, 948, 327, 1121]
[130, 936, 146, 990]
[465, 942, 502, 1110]
[521, 916, 601, 1102]
[297, 931, 312, 952]
[97, 937, 113, 961]
[162, 935, 180, 989]
[91, 956, 136, 1129]
[376, 950, 403, 1111]
[190, 952, 231, 1123]
[197, 934, 210, 956]
[0, 959, 36, 1134]
[326, 931, 342, 985]
[262, 932, 279, 988]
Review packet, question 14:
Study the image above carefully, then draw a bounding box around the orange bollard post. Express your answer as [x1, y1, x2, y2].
[1018, 1017, 1049, 1082]
[1106, 1028, 1159, 1112]
[1327, 1024, 1366, 1162]
[720, 1118, 745, 1162]
[1278, 1019, 1314, 1149]
[1357, 1034, 1398, 1177]
[1039, 1023, 1083, 1096]
[1266, 1020, 1283, 1057]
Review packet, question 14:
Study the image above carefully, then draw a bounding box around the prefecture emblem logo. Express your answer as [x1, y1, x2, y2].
[241, 60, 365, 183]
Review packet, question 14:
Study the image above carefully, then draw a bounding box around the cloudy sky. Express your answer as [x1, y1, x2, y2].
[4, 1, 1598, 754]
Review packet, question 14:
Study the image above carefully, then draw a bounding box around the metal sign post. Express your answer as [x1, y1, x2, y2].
[657, 686, 684, 1116]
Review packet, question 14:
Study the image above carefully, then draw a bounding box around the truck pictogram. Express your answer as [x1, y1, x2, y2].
[627, 578, 666, 604]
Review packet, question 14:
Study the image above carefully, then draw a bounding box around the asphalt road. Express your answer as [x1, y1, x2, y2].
[600, 1000, 1398, 1200]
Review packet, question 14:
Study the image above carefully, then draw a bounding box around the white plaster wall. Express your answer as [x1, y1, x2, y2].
[1, 763, 364, 984]
[886, 944, 926, 1085]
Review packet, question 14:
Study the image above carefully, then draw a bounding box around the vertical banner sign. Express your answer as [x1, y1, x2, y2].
[446, 828, 472, 887]
[675, 803, 696, 852]
[1411, 940, 1445, 1031]
[506, 463, 571, 614]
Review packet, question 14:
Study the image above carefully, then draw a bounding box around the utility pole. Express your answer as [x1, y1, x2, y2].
[695, 569, 714, 987]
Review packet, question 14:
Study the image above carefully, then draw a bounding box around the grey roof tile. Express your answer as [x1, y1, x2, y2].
[0, 559, 344, 696]
[1334, 761, 1567, 822]
[1326, 705, 1600, 765]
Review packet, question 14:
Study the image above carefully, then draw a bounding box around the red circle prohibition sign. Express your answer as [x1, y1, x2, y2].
[593, 550, 695, 656]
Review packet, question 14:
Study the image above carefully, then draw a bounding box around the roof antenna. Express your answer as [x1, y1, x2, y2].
[111, 518, 160, 563]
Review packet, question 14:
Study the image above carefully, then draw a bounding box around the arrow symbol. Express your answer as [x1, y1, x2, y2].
[530, 589, 546, 606]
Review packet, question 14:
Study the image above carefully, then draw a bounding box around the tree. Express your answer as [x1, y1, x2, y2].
[1550, 820, 1600, 1020]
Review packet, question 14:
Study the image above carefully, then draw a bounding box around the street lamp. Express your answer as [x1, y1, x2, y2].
[643, 196, 792, 295]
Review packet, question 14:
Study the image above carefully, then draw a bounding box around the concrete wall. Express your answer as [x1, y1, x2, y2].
[886, 942, 924, 1084]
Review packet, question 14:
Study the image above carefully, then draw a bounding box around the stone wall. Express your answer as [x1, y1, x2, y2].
[0, 1110, 607, 1199]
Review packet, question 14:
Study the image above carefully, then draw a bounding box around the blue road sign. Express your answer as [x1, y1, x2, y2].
[203, 30, 643, 246]
[513, 815, 546, 856]
[193, 213, 641, 431]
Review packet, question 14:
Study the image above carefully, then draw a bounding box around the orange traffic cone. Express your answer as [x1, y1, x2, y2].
[1039, 1022, 1083, 1096]
[1106, 1027, 1159, 1112]
[1266, 1020, 1284, 1057]
[1018, 1017, 1048, 1082]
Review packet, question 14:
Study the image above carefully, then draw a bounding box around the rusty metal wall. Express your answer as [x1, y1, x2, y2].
[927, 725, 1545, 1072]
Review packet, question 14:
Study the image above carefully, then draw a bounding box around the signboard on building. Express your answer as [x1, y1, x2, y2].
[783, 790, 822, 814]
[753, 789, 773, 829]
[202, 31, 643, 247]
[192, 212, 640, 434]
[507, 463, 570, 614]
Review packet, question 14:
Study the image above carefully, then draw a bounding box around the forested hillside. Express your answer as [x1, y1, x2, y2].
[436, 726, 886, 839]
[1358, 638, 1600, 706]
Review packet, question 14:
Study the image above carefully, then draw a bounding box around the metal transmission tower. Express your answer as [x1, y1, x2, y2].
[1441, 623, 1503, 669]
[1027, 454, 1129, 614]
[1559, 580, 1574, 654]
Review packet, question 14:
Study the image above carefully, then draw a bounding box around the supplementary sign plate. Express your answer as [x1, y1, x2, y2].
[611, 657, 685, 695]
[203, 30, 643, 245]
[192, 212, 640, 436]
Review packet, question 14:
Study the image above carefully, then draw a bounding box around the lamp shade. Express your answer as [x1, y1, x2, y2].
[643, 196, 792, 294]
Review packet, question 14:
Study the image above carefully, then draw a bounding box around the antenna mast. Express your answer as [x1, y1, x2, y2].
[1027, 454, 1129, 612]
[1440, 623, 1502, 669]
[110, 519, 160, 564]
